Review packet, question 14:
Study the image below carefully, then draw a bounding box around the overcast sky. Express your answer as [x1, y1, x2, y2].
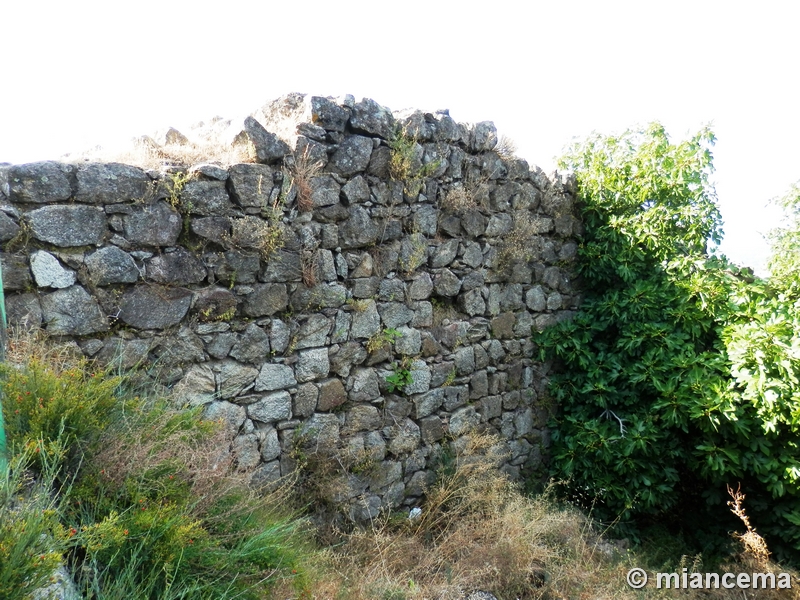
[2, 0, 797, 274]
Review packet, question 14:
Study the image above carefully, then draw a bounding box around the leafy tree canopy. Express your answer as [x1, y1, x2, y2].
[536, 124, 800, 561]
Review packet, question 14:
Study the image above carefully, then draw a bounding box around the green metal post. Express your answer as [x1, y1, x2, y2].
[0, 261, 7, 474]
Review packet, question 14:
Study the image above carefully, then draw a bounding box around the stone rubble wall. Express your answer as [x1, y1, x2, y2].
[0, 94, 580, 520]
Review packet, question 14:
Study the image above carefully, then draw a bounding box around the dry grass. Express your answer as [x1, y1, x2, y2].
[287, 146, 324, 212]
[495, 135, 518, 160]
[301, 250, 318, 287]
[303, 432, 800, 600]
[495, 212, 539, 272]
[65, 134, 254, 170]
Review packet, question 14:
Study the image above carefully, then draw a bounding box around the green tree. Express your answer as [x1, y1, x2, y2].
[536, 124, 800, 560]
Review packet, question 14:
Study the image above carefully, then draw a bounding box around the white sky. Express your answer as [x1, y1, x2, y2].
[2, 0, 798, 274]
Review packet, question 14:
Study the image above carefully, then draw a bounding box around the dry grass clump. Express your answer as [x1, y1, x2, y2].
[223, 211, 286, 261]
[66, 134, 254, 170]
[495, 134, 518, 160]
[495, 211, 539, 271]
[312, 434, 617, 600]
[304, 433, 800, 600]
[287, 146, 324, 212]
[441, 185, 478, 213]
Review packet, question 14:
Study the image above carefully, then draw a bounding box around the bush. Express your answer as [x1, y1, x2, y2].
[1, 340, 123, 471]
[0, 329, 318, 599]
[0, 438, 68, 599]
[535, 124, 800, 561]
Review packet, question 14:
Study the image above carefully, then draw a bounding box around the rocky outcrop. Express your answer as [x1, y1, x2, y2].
[0, 93, 580, 518]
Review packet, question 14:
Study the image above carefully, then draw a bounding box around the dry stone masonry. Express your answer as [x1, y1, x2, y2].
[0, 93, 580, 520]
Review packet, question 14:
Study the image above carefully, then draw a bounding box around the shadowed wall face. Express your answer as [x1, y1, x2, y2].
[0, 94, 580, 520]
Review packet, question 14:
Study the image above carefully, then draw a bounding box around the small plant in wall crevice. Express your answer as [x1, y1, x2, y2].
[386, 359, 414, 394]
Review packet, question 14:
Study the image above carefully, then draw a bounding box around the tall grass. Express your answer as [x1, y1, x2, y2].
[0, 327, 318, 600]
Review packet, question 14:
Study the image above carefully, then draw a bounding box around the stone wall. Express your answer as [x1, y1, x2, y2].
[0, 94, 580, 519]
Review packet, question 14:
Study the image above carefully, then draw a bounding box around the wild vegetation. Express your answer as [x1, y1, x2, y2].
[3, 121, 800, 598]
[536, 123, 800, 564]
[2, 326, 798, 599]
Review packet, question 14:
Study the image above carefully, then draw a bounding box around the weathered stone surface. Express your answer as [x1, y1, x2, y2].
[350, 300, 380, 339]
[317, 378, 347, 411]
[191, 216, 231, 244]
[294, 313, 332, 349]
[341, 175, 370, 204]
[471, 121, 498, 152]
[214, 359, 259, 399]
[153, 326, 205, 364]
[296, 348, 330, 382]
[394, 326, 421, 355]
[0, 212, 19, 242]
[413, 388, 444, 419]
[260, 250, 301, 282]
[181, 180, 235, 215]
[368, 459, 402, 491]
[209, 250, 260, 285]
[233, 433, 261, 469]
[260, 427, 281, 461]
[190, 163, 229, 180]
[404, 360, 431, 395]
[330, 341, 368, 378]
[41, 286, 107, 335]
[344, 404, 381, 433]
[409, 272, 433, 300]
[290, 283, 346, 311]
[329, 135, 373, 176]
[74, 163, 150, 204]
[491, 312, 516, 339]
[147, 248, 207, 285]
[241, 116, 290, 164]
[254, 363, 297, 391]
[122, 202, 181, 246]
[251, 460, 281, 489]
[27, 205, 106, 247]
[294, 383, 318, 417]
[348, 368, 380, 402]
[226, 163, 273, 208]
[247, 391, 292, 423]
[193, 286, 237, 322]
[419, 415, 444, 444]
[434, 269, 461, 297]
[30, 251, 76, 288]
[339, 206, 378, 249]
[525, 285, 547, 311]
[449, 405, 480, 436]
[458, 288, 485, 316]
[6, 293, 42, 327]
[2, 161, 72, 203]
[299, 413, 340, 450]
[454, 346, 475, 375]
[308, 175, 340, 208]
[269, 318, 291, 354]
[377, 302, 414, 328]
[172, 364, 217, 406]
[388, 418, 421, 455]
[350, 98, 395, 139]
[309, 95, 349, 131]
[243, 284, 288, 317]
[204, 400, 246, 436]
[119, 285, 192, 329]
[0, 254, 31, 291]
[230, 323, 271, 363]
[85, 246, 139, 285]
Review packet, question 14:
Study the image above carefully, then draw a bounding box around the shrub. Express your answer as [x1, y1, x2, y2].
[535, 123, 800, 562]
[0, 437, 68, 599]
[0, 352, 123, 471]
[64, 401, 316, 599]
